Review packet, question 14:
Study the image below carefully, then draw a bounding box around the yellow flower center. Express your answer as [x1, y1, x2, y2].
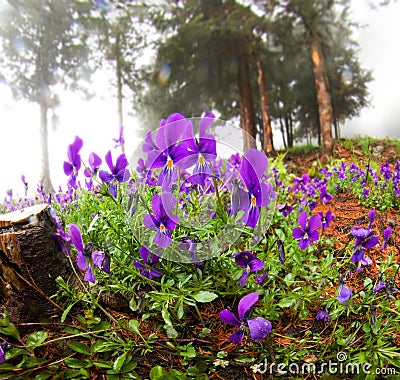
[198, 155, 205, 165]
[251, 195, 257, 206]
[167, 158, 173, 169]
[160, 224, 166, 232]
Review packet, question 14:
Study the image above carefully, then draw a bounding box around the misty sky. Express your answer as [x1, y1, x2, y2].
[1, 0, 400, 198]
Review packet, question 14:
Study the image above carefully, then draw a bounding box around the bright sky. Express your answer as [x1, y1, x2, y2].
[1, 1, 400, 199]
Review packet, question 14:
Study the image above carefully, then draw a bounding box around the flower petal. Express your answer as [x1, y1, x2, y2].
[76, 251, 87, 271]
[154, 231, 172, 248]
[248, 258, 265, 272]
[248, 317, 272, 340]
[308, 214, 321, 232]
[238, 292, 259, 320]
[84, 264, 96, 283]
[229, 328, 245, 344]
[143, 214, 158, 231]
[68, 224, 84, 254]
[219, 309, 241, 326]
[99, 170, 113, 183]
[104, 151, 114, 173]
[297, 212, 308, 230]
[115, 154, 128, 173]
[292, 227, 304, 240]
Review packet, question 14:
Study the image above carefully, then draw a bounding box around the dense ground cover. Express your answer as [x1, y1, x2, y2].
[1, 115, 400, 379]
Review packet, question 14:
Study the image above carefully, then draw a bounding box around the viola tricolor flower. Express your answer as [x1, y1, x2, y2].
[84, 152, 102, 190]
[182, 111, 217, 186]
[277, 203, 292, 217]
[318, 210, 335, 229]
[143, 192, 179, 248]
[277, 239, 285, 264]
[63, 136, 83, 189]
[234, 148, 272, 228]
[292, 212, 321, 249]
[99, 151, 130, 197]
[319, 186, 333, 204]
[134, 246, 162, 280]
[113, 125, 125, 150]
[145, 113, 191, 190]
[219, 292, 272, 344]
[350, 226, 378, 264]
[69, 224, 110, 283]
[316, 309, 331, 322]
[374, 274, 386, 294]
[0, 340, 6, 364]
[232, 251, 265, 286]
[337, 277, 353, 303]
[382, 227, 392, 250]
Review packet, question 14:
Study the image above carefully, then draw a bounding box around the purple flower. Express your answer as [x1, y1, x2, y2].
[21, 175, 28, 196]
[382, 227, 392, 250]
[99, 151, 130, 197]
[362, 188, 370, 198]
[219, 292, 272, 344]
[180, 111, 217, 186]
[234, 149, 271, 228]
[146, 113, 192, 190]
[350, 227, 378, 264]
[292, 212, 321, 249]
[84, 152, 102, 190]
[277, 239, 285, 264]
[63, 136, 83, 189]
[318, 210, 335, 229]
[134, 246, 162, 280]
[337, 278, 353, 303]
[356, 256, 373, 272]
[113, 125, 125, 149]
[143, 193, 179, 248]
[232, 251, 265, 286]
[319, 186, 333, 204]
[277, 203, 292, 217]
[316, 309, 331, 322]
[0, 340, 6, 364]
[53, 227, 72, 255]
[374, 278, 386, 295]
[256, 273, 268, 286]
[69, 224, 110, 283]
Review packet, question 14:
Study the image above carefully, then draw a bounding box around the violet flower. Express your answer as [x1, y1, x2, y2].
[318, 210, 335, 230]
[277, 239, 285, 264]
[181, 111, 217, 186]
[0, 340, 6, 364]
[337, 277, 353, 303]
[382, 227, 392, 250]
[21, 175, 28, 197]
[316, 309, 331, 322]
[84, 152, 102, 191]
[232, 251, 265, 286]
[234, 148, 272, 228]
[219, 292, 272, 344]
[68, 224, 110, 283]
[99, 151, 130, 197]
[319, 186, 333, 204]
[143, 192, 179, 248]
[277, 203, 292, 217]
[350, 227, 378, 264]
[113, 125, 125, 149]
[292, 212, 321, 249]
[374, 275, 386, 294]
[134, 246, 162, 280]
[63, 136, 83, 189]
[145, 113, 192, 190]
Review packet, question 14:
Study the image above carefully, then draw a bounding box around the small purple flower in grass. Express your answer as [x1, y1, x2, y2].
[256, 273, 268, 286]
[374, 274, 386, 295]
[350, 227, 378, 264]
[337, 277, 353, 303]
[144, 193, 179, 248]
[368, 209, 376, 228]
[99, 151, 130, 197]
[0, 340, 6, 364]
[234, 149, 271, 228]
[21, 175, 28, 197]
[292, 212, 321, 250]
[356, 256, 373, 272]
[69, 224, 110, 283]
[134, 246, 162, 280]
[219, 292, 272, 344]
[84, 152, 102, 190]
[316, 309, 331, 322]
[382, 227, 392, 250]
[232, 251, 264, 286]
[64, 136, 83, 189]
[277, 203, 292, 217]
[319, 186, 333, 204]
[277, 239, 285, 264]
[318, 210, 335, 229]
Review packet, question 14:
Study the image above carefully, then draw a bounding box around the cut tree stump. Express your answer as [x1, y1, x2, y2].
[0, 204, 71, 324]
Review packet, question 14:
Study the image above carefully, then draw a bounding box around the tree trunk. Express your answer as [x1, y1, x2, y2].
[116, 32, 125, 154]
[40, 101, 54, 193]
[310, 36, 334, 157]
[279, 117, 287, 149]
[238, 56, 257, 151]
[0, 204, 71, 325]
[255, 59, 274, 154]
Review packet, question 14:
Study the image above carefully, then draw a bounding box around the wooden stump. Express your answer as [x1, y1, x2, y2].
[0, 204, 71, 324]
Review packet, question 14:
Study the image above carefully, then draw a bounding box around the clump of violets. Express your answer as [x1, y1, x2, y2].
[143, 192, 179, 248]
[292, 212, 321, 249]
[232, 251, 265, 286]
[99, 151, 130, 197]
[219, 292, 272, 344]
[69, 224, 110, 283]
[134, 246, 162, 280]
[63, 136, 83, 189]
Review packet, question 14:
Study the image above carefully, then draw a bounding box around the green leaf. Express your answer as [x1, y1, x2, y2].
[164, 325, 178, 339]
[192, 291, 218, 303]
[0, 313, 20, 340]
[64, 357, 85, 369]
[35, 374, 53, 380]
[150, 365, 163, 380]
[61, 302, 77, 323]
[113, 352, 127, 373]
[128, 319, 140, 335]
[68, 341, 91, 355]
[26, 331, 48, 350]
[277, 297, 296, 308]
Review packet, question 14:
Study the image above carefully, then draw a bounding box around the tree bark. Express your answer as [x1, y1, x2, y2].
[0, 204, 70, 324]
[255, 59, 274, 154]
[40, 101, 54, 193]
[310, 35, 334, 157]
[238, 56, 257, 151]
